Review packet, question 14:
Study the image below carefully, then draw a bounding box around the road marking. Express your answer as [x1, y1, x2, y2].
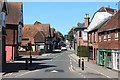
[14, 71, 32, 77]
[14, 69, 42, 78]
[51, 70, 58, 73]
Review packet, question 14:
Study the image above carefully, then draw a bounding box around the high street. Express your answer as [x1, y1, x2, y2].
[2, 50, 116, 79]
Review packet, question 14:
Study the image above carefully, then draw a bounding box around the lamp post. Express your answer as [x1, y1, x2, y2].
[28, 41, 32, 65]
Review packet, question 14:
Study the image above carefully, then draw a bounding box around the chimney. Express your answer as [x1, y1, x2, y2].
[84, 14, 90, 27]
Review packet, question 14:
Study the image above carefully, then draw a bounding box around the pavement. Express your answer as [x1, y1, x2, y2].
[69, 52, 119, 79]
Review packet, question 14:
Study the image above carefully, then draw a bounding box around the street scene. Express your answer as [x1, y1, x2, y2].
[0, 0, 120, 80]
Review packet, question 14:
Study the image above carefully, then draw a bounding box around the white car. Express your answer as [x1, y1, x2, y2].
[53, 49, 62, 52]
[61, 46, 67, 51]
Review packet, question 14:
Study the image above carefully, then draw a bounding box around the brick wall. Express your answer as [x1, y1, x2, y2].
[98, 30, 119, 49]
[6, 25, 18, 45]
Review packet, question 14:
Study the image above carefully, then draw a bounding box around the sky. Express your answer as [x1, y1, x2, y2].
[23, 2, 118, 35]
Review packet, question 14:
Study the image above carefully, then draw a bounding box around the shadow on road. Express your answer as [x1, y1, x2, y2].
[2, 57, 56, 75]
[2, 62, 56, 75]
[16, 57, 53, 61]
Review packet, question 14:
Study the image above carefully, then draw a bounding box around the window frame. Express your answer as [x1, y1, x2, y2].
[115, 30, 118, 40]
[108, 31, 111, 41]
[104, 32, 107, 41]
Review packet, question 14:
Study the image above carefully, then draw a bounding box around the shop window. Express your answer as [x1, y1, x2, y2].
[108, 52, 112, 68]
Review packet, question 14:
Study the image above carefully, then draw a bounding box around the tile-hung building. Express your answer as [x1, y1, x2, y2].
[87, 7, 116, 63]
[98, 10, 120, 71]
[0, 1, 8, 64]
[5, 2, 23, 62]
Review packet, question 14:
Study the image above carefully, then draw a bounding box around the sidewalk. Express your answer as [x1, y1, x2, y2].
[69, 53, 118, 78]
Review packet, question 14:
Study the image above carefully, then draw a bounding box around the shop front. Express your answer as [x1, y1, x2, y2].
[98, 49, 113, 68]
[112, 50, 120, 71]
[97, 50, 104, 66]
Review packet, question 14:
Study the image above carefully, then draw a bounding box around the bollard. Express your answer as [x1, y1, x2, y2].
[78, 59, 81, 67]
[82, 58, 84, 70]
[30, 56, 32, 66]
[25, 59, 28, 70]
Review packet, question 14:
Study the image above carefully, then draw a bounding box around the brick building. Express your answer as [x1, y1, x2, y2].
[5, 2, 23, 62]
[87, 7, 116, 63]
[97, 10, 120, 70]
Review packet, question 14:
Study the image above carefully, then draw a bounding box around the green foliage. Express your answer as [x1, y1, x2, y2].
[77, 46, 88, 57]
[67, 28, 73, 41]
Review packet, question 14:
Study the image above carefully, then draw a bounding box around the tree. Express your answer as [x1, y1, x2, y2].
[67, 28, 73, 41]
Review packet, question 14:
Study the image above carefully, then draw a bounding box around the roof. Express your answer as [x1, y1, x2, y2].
[98, 7, 116, 14]
[87, 7, 115, 32]
[34, 22, 51, 37]
[21, 24, 38, 46]
[6, 2, 22, 24]
[0, 1, 8, 14]
[98, 10, 120, 32]
[34, 31, 45, 43]
[74, 23, 87, 31]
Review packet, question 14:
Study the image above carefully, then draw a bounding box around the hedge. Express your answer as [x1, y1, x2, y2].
[77, 46, 88, 57]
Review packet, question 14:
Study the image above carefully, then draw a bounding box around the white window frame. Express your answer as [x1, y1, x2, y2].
[115, 30, 118, 40]
[108, 31, 111, 41]
[104, 32, 107, 41]
[99, 34, 101, 42]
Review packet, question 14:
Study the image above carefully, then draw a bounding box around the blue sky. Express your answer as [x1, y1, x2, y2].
[23, 2, 118, 35]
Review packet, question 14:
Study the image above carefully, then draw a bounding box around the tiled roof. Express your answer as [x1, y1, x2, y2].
[34, 31, 45, 43]
[34, 23, 51, 37]
[97, 7, 116, 14]
[98, 10, 120, 32]
[74, 23, 86, 31]
[21, 24, 38, 46]
[6, 2, 22, 24]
